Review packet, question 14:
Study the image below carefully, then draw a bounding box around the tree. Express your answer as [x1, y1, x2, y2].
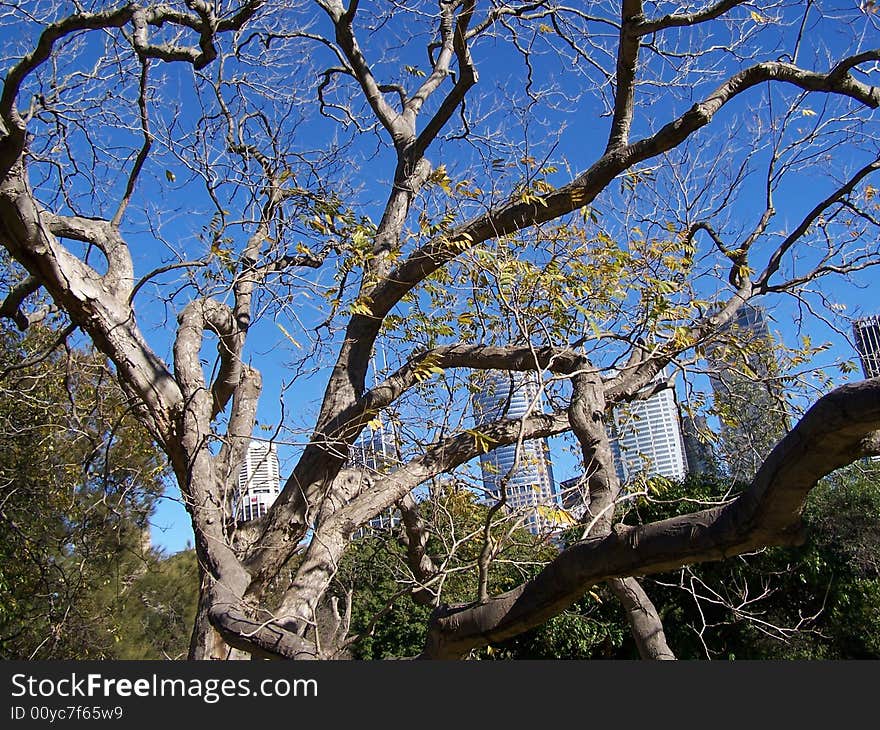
[336, 485, 562, 659]
[338, 466, 880, 660]
[109, 549, 199, 660]
[605, 465, 880, 659]
[1, 1, 879, 660]
[0, 312, 167, 658]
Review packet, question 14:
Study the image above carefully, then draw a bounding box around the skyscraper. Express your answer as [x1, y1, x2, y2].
[349, 424, 396, 474]
[681, 413, 717, 477]
[235, 440, 281, 522]
[349, 420, 400, 534]
[852, 315, 880, 465]
[706, 302, 789, 482]
[559, 374, 687, 522]
[611, 373, 688, 484]
[471, 370, 557, 534]
[853, 315, 880, 379]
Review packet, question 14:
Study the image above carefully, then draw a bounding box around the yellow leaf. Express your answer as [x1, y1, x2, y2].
[463, 428, 497, 454]
[801, 108, 817, 117]
[750, 10, 769, 23]
[349, 298, 373, 316]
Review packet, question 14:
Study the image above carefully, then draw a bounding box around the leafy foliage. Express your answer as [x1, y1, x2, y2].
[0, 317, 168, 658]
[618, 467, 880, 659]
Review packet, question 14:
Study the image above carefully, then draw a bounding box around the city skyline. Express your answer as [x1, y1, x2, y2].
[152, 311, 876, 551]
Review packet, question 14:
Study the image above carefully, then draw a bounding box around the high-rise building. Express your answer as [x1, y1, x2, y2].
[706, 302, 789, 481]
[681, 413, 717, 477]
[559, 377, 687, 522]
[559, 475, 588, 521]
[611, 373, 688, 484]
[350, 425, 396, 474]
[853, 315, 880, 379]
[235, 440, 281, 522]
[349, 420, 400, 534]
[471, 370, 557, 534]
[852, 315, 880, 465]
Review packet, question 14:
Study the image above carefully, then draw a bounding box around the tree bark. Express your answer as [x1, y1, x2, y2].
[189, 568, 250, 660]
[608, 578, 676, 660]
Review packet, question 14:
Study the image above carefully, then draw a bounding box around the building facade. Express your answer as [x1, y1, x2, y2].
[349, 421, 401, 534]
[611, 376, 688, 484]
[681, 413, 717, 477]
[706, 302, 789, 482]
[471, 370, 557, 534]
[853, 315, 880, 379]
[852, 315, 880, 464]
[560, 376, 687, 521]
[235, 440, 281, 522]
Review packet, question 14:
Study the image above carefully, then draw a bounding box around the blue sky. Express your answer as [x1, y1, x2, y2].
[0, 4, 875, 555]
[142, 3, 880, 554]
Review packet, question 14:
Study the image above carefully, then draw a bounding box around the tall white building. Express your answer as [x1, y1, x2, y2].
[471, 370, 557, 534]
[852, 315, 880, 465]
[612, 372, 688, 483]
[853, 315, 880, 379]
[235, 440, 281, 522]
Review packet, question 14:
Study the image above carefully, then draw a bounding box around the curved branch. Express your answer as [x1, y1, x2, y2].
[398, 493, 437, 606]
[128, 260, 209, 304]
[605, 0, 644, 153]
[174, 298, 241, 420]
[0, 5, 135, 123]
[637, 0, 745, 36]
[0, 274, 41, 330]
[362, 343, 586, 413]
[337, 410, 571, 538]
[368, 53, 880, 319]
[420, 377, 880, 658]
[412, 0, 478, 158]
[111, 58, 152, 227]
[41, 213, 134, 298]
[209, 583, 318, 660]
[316, 0, 410, 148]
[0, 2, 264, 125]
[755, 155, 880, 291]
[0, 322, 77, 380]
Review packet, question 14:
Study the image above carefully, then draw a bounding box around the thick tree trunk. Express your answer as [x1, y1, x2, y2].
[608, 577, 676, 660]
[189, 567, 251, 660]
